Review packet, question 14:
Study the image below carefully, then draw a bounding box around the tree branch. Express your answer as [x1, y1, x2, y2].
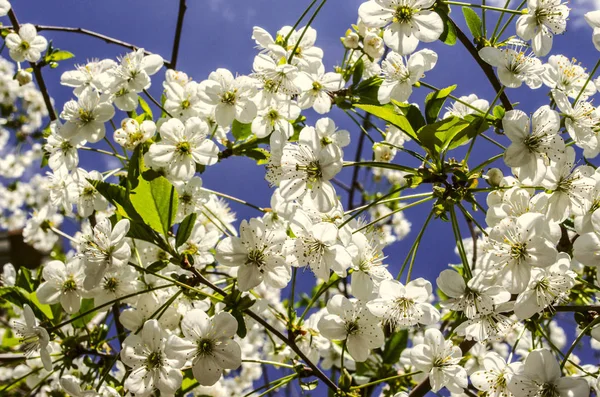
[348, 113, 369, 210]
[34, 24, 172, 68]
[449, 18, 513, 111]
[8, 10, 57, 121]
[170, 0, 187, 70]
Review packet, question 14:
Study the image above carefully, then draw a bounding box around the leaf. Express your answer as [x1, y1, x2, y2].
[352, 59, 364, 87]
[138, 97, 153, 120]
[417, 117, 471, 159]
[128, 146, 143, 190]
[462, 7, 483, 39]
[381, 330, 408, 364]
[435, 6, 457, 46]
[354, 76, 382, 105]
[29, 292, 54, 320]
[176, 213, 197, 248]
[130, 174, 179, 237]
[392, 101, 426, 132]
[243, 147, 270, 164]
[231, 310, 247, 338]
[91, 180, 141, 221]
[424, 85, 457, 124]
[16, 267, 34, 293]
[147, 260, 169, 273]
[231, 120, 252, 141]
[493, 105, 505, 120]
[354, 103, 419, 142]
[450, 114, 490, 149]
[46, 50, 75, 62]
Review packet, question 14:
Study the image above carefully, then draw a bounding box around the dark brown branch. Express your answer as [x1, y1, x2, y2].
[170, 0, 187, 70]
[34, 25, 172, 68]
[8, 10, 57, 121]
[450, 18, 513, 111]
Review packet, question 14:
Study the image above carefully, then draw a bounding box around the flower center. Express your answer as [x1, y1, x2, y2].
[246, 249, 267, 272]
[62, 277, 78, 292]
[393, 5, 415, 24]
[539, 382, 560, 397]
[197, 338, 214, 356]
[297, 160, 322, 182]
[345, 320, 360, 335]
[103, 276, 119, 292]
[221, 91, 237, 105]
[181, 99, 191, 109]
[20, 41, 31, 51]
[78, 109, 95, 124]
[510, 242, 528, 261]
[176, 141, 192, 155]
[145, 350, 163, 370]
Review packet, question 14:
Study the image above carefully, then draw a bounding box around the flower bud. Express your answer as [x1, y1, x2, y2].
[15, 70, 32, 86]
[486, 168, 504, 187]
[342, 31, 359, 49]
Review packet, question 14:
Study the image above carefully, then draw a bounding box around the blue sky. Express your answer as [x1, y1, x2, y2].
[7, 0, 600, 392]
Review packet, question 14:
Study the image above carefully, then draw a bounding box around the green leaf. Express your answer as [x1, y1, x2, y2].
[16, 267, 34, 293]
[128, 146, 143, 190]
[493, 105, 505, 120]
[176, 213, 197, 248]
[352, 59, 364, 87]
[147, 260, 169, 273]
[354, 76, 382, 105]
[231, 120, 252, 141]
[381, 330, 408, 364]
[243, 147, 270, 164]
[138, 97, 153, 120]
[417, 116, 471, 159]
[130, 173, 179, 237]
[29, 292, 53, 320]
[46, 50, 75, 62]
[462, 7, 483, 39]
[231, 310, 247, 338]
[424, 84, 457, 124]
[449, 114, 490, 150]
[91, 180, 141, 221]
[435, 6, 457, 46]
[393, 101, 426, 131]
[354, 103, 419, 142]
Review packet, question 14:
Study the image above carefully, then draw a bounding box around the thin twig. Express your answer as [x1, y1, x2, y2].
[35, 24, 172, 67]
[170, 0, 187, 70]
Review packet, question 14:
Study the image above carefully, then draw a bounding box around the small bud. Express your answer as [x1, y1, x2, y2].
[15, 70, 32, 86]
[486, 168, 504, 187]
[342, 31, 359, 49]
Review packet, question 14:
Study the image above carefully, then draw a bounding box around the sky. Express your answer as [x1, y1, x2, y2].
[6, 0, 600, 394]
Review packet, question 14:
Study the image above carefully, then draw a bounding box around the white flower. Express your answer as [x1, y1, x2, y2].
[482, 213, 558, 294]
[350, 232, 392, 300]
[542, 55, 596, 99]
[60, 87, 115, 143]
[113, 118, 156, 150]
[502, 105, 565, 185]
[514, 252, 575, 319]
[410, 328, 468, 393]
[359, 0, 443, 55]
[60, 375, 118, 397]
[12, 304, 52, 371]
[516, 0, 569, 56]
[199, 68, 257, 127]
[314, 117, 350, 151]
[437, 269, 510, 319]
[60, 59, 116, 95]
[108, 48, 163, 92]
[251, 99, 300, 139]
[216, 217, 290, 291]
[178, 223, 220, 268]
[367, 278, 440, 330]
[81, 218, 131, 290]
[44, 122, 83, 171]
[541, 146, 595, 223]
[479, 45, 544, 89]
[279, 126, 342, 212]
[168, 310, 241, 386]
[317, 295, 384, 362]
[297, 69, 343, 114]
[173, 176, 209, 222]
[508, 349, 589, 397]
[585, 11, 600, 51]
[443, 94, 489, 119]
[120, 319, 186, 396]
[73, 169, 108, 218]
[5, 24, 48, 63]
[0, 0, 11, 16]
[164, 80, 203, 120]
[147, 117, 219, 181]
[553, 90, 600, 158]
[471, 352, 523, 397]
[37, 258, 86, 314]
[378, 49, 437, 104]
[285, 211, 352, 280]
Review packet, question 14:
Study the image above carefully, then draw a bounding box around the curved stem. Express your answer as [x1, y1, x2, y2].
[170, 0, 187, 69]
[287, 0, 327, 64]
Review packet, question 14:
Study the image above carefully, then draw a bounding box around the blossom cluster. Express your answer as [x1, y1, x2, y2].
[1, 0, 600, 396]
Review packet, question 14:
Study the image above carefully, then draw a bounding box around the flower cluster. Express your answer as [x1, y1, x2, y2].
[1, 0, 600, 396]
